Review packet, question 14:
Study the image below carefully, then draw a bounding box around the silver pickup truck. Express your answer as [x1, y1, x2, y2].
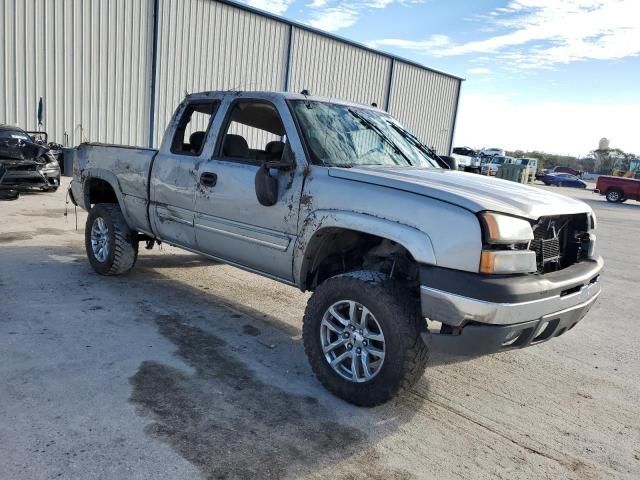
[69, 91, 603, 406]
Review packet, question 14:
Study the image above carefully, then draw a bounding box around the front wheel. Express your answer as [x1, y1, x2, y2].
[303, 271, 428, 407]
[85, 203, 138, 275]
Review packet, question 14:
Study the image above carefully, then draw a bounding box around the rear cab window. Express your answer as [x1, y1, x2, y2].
[171, 101, 219, 156]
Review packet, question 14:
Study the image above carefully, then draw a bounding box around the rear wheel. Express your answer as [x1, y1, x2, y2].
[85, 203, 138, 275]
[606, 189, 623, 203]
[303, 271, 428, 407]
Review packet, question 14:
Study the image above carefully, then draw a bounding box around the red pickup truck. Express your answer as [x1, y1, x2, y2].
[595, 175, 640, 203]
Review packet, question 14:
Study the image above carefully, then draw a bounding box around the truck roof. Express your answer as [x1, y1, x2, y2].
[0, 124, 26, 132]
[185, 90, 384, 112]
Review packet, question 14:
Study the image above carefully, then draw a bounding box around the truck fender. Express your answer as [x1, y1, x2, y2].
[81, 168, 136, 227]
[294, 209, 437, 288]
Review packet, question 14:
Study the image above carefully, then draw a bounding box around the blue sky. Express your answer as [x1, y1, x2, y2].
[239, 0, 640, 156]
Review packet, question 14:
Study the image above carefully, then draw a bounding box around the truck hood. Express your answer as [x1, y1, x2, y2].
[328, 166, 591, 220]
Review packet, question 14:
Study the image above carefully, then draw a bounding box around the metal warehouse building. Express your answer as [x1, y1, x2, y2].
[0, 0, 462, 154]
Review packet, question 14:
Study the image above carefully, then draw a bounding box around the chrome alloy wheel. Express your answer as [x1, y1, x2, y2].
[607, 190, 621, 202]
[90, 217, 110, 263]
[320, 300, 386, 383]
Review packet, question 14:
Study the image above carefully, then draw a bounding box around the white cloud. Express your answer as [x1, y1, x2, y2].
[369, 0, 640, 68]
[454, 92, 640, 156]
[306, 0, 328, 8]
[308, 6, 359, 32]
[364, 0, 395, 8]
[467, 67, 491, 75]
[368, 34, 450, 50]
[246, 0, 294, 15]
[306, 0, 424, 33]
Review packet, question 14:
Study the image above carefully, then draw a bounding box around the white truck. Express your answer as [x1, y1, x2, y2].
[451, 147, 481, 173]
[69, 91, 603, 406]
[481, 155, 515, 176]
[515, 157, 539, 182]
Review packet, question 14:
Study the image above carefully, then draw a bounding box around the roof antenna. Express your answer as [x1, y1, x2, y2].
[300, 89, 311, 109]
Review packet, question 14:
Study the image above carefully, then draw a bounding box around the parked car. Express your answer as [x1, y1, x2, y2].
[481, 155, 514, 176]
[69, 91, 602, 406]
[543, 173, 587, 188]
[595, 175, 640, 202]
[452, 147, 481, 173]
[0, 124, 61, 191]
[550, 166, 582, 177]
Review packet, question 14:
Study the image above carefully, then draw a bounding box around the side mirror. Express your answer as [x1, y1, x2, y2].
[440, 155, 458, 170]
[255, 163, 279, 206]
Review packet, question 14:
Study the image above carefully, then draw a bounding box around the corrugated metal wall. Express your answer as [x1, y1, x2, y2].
[0, 0, 153, 147]
[1, 0, 461, 153]
[153, 0, 289, 146]
[288, 28, 392, 108]
[388, 61, 460, 154]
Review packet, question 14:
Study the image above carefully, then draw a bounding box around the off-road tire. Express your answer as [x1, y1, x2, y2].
[606, 189, 623, 203]
[303, 271, 429, 407]
[85, 203, 138, 275]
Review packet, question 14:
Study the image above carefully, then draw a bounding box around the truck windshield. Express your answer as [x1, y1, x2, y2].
[290, 100, 441, 168]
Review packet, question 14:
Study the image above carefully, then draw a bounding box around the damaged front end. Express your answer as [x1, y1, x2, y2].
[0, 125, 61, 191]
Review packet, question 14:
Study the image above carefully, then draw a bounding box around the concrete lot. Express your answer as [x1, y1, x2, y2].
[1, 179, 638, 480]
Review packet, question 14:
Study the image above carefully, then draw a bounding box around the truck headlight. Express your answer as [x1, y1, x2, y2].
[479, 212, 537, 274]
[480, 250, 537, 274]
[480, 212, 534, 244]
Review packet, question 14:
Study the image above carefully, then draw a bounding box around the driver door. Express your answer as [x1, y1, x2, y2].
[194, 97, 306, 281]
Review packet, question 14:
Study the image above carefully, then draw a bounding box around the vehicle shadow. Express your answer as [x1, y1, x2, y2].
[578, 196, 640, 211]
[5, 245, 429, 480]
[136, 252, 221, 270]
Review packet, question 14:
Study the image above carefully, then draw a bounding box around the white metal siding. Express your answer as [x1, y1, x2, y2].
[153, 0, 289, 146]
[388, 61, 459, 154]
[0, 0, 153, 147]
[288, 28, 391, 108]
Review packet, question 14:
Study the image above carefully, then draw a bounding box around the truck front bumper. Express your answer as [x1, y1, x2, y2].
[419, 257, 603, 356]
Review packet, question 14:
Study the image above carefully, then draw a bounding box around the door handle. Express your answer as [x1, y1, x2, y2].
[200, 172, 217, 187]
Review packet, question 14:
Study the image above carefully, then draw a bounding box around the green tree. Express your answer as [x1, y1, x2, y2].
[589, 148, 638, 174]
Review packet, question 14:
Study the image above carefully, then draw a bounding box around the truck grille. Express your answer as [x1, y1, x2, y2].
[529, 214, 590, 273]
[8, 163, 38, 171]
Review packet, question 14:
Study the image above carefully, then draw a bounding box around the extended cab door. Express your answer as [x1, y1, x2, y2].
[149, 98, 220, 249]
[193, 96, 306, 282]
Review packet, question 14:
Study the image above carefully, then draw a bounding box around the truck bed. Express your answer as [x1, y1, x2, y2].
[72, 143, 157, 232]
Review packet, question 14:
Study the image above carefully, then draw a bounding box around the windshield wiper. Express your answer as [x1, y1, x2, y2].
[328, 163, 354, 168]
[347, 109, 413, 166]
[386, 121, 443, 167]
